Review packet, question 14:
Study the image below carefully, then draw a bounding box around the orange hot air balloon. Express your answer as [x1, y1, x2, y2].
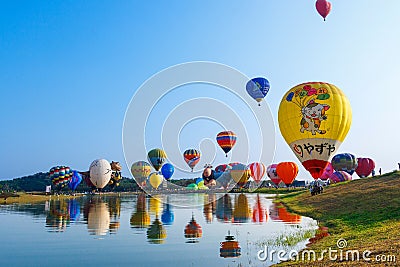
[276, 162, 298, 186]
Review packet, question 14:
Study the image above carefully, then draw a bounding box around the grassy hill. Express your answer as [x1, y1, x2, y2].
[276, 171, 400, 266]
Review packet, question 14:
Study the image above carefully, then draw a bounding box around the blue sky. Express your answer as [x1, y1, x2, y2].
[1, 1, 400, 180]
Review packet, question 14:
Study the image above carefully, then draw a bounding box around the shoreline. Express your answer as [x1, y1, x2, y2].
[273, 171, 400, 266]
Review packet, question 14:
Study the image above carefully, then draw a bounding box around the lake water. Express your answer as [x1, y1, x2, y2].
[0, 193, 317, 267]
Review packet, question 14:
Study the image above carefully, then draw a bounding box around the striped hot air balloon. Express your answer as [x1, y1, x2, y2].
[183, 149, 201, 172]
[248, 162, 266, 184]
[216, 131, 237, 157]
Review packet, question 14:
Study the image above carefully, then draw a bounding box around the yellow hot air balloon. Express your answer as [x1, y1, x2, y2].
[149, 172, 163, 190]
[278, 82, 352, 179]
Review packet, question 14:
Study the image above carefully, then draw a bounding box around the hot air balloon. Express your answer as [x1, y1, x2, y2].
[149, 172, 163, 190]
[316, 0, 332, 21]
[329, 171, 352, 184]
[278, 82, 352, 180]
[248, 162, 266, 184]
[215, 164, 230, 173]
[229, 163, 250, 188]
[147, 148, 167, 172]
[89, 159, 112, 189]
[355, 158, 375, 178]
[320, 162, 334, 180]
[276, 162, 298, 187]
[267, 164, 282, 186]
[331, 153, 358, 175]
[49, 166, 73, 188]
[68, 170, 82, 191]
[183, 149, 201, 172]
[161, 163, 174, 180]
[131, 161, 152, 187]
[246, 77, 270, 106]
[216, 131, 237, 157]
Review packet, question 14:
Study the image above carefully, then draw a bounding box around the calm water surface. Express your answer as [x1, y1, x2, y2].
[0, 193, 317, 267]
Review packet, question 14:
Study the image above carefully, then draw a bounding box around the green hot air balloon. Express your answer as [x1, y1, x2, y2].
[147, 148, 167, 172]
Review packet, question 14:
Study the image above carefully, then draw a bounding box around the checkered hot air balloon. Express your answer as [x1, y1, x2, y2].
[216, 131, 237, 157]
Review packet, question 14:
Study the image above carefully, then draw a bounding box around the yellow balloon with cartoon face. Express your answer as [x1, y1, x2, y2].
[278, 82, 352, 179]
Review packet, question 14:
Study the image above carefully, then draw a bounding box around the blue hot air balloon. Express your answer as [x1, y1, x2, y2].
[246, 77, 270, 106]
[68, 170, 82, 191]
[161, 163, 174, 180]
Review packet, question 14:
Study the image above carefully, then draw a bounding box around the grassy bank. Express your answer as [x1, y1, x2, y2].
[275, 171, 400, 266]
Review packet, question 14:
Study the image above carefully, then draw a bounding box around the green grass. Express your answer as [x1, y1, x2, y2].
[275, 172, 400, 266]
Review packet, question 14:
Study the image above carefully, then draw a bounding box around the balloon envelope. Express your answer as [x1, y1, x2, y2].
[355, 158, 375, 178]
[276, 162, 298, 186]
[147, 148, 167, 171]
[89, 159, 112, 189]
[278, 82, 352, 179]
[246, 77, 270, 105]
[316, 0, 332, 21]
[183, 149, 201, 171]
[229, 163, 250, 188]
[161, 163, 174, 180]
[331, 153, 358, 175]
[248, 162, 266, 183]
[329, 171, 352, 183]
[68, 170, 82, 191]
[216, 131, 237, 156]
[49, 166, 73, 187]
[267, 164, 281, 186]
[320, 162, 334, 180]
[149, 173, 163, 189]
[131, 161, 152, 186]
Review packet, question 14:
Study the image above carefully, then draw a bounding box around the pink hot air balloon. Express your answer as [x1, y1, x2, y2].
[267, 164, 281, 186]
[329, 171, 352, 184]
[316, 0, 332, 21]
[320, 162, 334, 180]
[355, 158, 375, 178]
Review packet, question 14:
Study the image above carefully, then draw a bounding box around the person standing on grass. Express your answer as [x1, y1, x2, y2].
[379, 168, 382, 175]
[398, 163, 400, 171]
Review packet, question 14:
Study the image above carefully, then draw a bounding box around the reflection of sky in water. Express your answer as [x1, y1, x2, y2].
[0, 194, 317, 267]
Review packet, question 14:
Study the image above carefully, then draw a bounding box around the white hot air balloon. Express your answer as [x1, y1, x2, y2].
[89, 159, 112, 189]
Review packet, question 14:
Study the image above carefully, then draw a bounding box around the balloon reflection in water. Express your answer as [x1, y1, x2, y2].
[203, 194, 216, 223]
[161, 197, 174, 225]
[147, 217, 167, 244]
[87, 201, 110, 236]
[269, 203, 301, 225]
[252, 194, 267, 223]
[220, 231, 241, 258]
[130, 194, 150, 229]
[46, 199, 70, 232]
[149, 196, 163, 216]
[108, 197, 121, 234]
[184, 214, 203, 243]
[68, 199, 81, 222]
[216, 194, 233, 223]
[233, 194, 251, 223]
